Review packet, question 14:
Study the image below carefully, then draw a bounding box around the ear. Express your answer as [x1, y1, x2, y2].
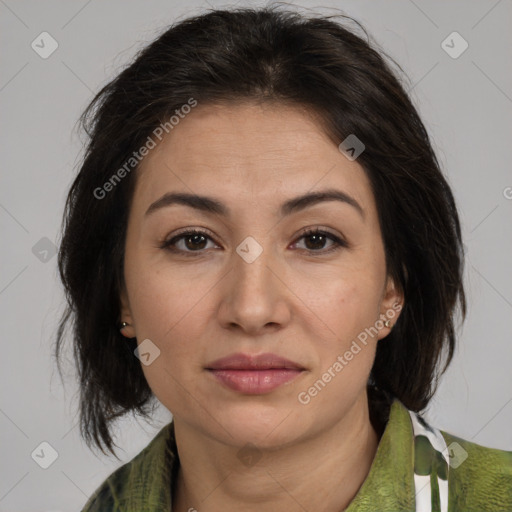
[377, 275, 404, 340]
[119, 281, 136, 339]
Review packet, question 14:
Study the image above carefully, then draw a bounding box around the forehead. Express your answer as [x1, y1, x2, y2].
[133, 102, 375, 218]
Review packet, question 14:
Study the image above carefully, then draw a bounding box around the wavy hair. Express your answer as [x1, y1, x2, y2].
[56, 6, 466, 456]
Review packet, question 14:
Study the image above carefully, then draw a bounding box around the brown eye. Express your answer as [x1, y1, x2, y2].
[293, 228, 348, 254]
[303, 232, 330, 250]
[160, 229, 218, 255]
[160, 227, 347, 257]
[180, 233, 208, 251]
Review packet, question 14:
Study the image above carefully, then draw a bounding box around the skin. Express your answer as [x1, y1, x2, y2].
[120, 101, 403, 512]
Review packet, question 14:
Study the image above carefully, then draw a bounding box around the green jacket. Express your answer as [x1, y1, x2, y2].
[81, 399, 512, 511]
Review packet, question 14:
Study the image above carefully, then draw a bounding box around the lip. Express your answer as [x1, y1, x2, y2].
[206, 352, 305, 371]
[205, 352, 306, 394]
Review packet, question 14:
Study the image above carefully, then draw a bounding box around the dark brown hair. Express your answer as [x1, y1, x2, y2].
[55, 5, 466, 456]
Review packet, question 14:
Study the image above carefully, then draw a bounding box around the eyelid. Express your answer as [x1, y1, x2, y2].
[291, 226, 349, 252]
[294, 225, 342, 241]
[159, 226, 348, 255]
[160, 227, 220, 252]
[167, 226, 217, 241]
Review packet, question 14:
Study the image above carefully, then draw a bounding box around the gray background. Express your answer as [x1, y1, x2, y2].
[1, 0, 511, 510]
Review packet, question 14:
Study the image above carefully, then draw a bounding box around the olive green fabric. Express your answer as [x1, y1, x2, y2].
[81, 399, 512, 511]
[442, 430, 512, 511]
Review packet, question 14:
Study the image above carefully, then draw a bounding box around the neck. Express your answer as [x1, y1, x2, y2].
[172, 393, 382, 512]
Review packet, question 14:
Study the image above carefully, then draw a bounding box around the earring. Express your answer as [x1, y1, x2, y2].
[384, 319, 392, 328]
[119, 321, 130, 331]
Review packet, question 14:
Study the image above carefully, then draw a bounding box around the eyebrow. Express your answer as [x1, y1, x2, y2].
[144, 188, 364, 219]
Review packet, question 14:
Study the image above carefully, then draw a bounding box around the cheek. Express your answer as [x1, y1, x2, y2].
[291, 260, 385, 400]
[126, 264, 209, 409]
[127, 255, 209, 337]
[294, 277, 382, 411]
[298, 262, 383, 338]
[123, 257, 204, 379]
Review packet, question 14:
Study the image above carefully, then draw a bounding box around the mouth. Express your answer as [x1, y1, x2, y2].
[205, 352, 306, 394]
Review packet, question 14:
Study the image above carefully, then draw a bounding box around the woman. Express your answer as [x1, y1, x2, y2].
[56, 6, 512, 511]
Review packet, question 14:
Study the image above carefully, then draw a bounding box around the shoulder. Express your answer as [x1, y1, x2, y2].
[80, 422, 176, 512]
[399, 398, 512, 511]
[440, 430, 512, 511]
[80, 458, 133, 511]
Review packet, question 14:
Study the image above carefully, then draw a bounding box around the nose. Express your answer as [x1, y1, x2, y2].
[217, 240, 291, 336]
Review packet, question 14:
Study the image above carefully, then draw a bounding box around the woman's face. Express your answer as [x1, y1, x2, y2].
[120, 102, 402, 448]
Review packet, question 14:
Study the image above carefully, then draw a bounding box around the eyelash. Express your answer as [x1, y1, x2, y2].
[159, 227, 348, 257]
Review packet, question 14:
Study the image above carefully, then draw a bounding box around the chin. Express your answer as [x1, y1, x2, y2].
[212, 403, 312, 450]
